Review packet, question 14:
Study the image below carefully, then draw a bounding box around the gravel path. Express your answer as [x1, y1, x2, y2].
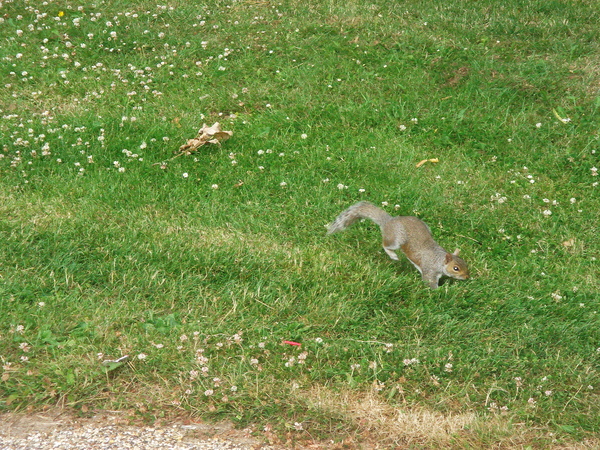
[0, 410, 279, 450]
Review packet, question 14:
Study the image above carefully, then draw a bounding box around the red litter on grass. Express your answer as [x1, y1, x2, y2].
[283, 340, 301, 347]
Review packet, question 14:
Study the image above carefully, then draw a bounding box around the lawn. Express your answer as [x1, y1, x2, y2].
[1, 0, 599, 447]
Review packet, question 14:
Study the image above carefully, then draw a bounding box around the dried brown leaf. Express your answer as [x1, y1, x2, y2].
[178, 122, 233, 154]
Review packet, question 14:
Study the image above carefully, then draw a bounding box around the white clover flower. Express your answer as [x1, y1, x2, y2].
[211, 184, 219, 189]
[403, 358, 419, 366]
[19, 342, 31, 352]
[137, 353, 147, 360]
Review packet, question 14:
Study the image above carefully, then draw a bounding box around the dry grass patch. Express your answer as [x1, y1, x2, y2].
[302, 386, 477, 447]
[298, 386, 599, 448]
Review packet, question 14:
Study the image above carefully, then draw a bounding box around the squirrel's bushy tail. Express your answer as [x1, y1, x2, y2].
[327, 201, 392, 234]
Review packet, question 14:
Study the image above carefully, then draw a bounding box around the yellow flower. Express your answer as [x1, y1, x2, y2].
[58, 11, 65, 17]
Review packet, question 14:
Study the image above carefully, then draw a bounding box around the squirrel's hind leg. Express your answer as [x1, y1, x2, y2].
[382, 233, 401, 260]
[384, 247, 400, 260]
[382, 221, 404, 261]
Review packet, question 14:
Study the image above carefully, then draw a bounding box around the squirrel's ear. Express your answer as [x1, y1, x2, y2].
[445, 253, 453, 263]
[453, 248, 460, 256]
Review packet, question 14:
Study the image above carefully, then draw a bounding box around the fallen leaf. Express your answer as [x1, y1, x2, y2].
[178, 122, 233, 154]
[552, 108, 571, 124]
[416, 158, 439, 168]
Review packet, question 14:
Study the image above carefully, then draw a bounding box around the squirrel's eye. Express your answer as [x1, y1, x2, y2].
[453, 266, 460, 271]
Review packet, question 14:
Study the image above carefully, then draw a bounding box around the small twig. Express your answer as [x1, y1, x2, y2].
[456, 234, 482, 245]
[562, 384, 584, 412]
[151, 152, 187, 166]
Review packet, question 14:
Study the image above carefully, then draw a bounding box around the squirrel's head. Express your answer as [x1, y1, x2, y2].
[443, 249, 470, 280]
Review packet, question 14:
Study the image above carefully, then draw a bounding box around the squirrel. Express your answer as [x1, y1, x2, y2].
[327, 201, 470, 289]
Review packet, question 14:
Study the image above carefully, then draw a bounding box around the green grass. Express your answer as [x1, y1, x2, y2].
[1, 0, 599, 446]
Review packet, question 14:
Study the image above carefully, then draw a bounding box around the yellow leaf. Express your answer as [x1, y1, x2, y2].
[416, 158, 439, 168]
